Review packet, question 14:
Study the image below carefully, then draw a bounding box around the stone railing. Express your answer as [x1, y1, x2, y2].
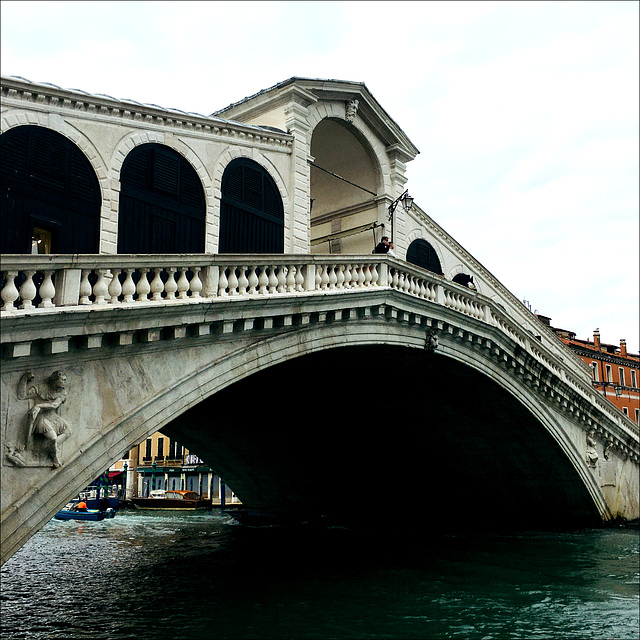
[2, 253, 638, 439]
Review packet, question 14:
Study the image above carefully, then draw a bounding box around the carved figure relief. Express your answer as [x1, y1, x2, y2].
[425, 328, 439, 352]
[586, 429, 599, 468]
[345, 99, 359, 123]
[14, 370, 71, 468]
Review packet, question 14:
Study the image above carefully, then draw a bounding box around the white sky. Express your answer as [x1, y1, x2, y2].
[2, 0, 638, 352]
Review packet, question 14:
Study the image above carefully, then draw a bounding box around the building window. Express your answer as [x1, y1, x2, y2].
[631, 370, 637, 388]
[591, 362, 598, 381]
[635, 408, 639, 424]
[144, 438, 152, 461]
[623, 407, 629, 416]
[157, 438, 164, 459]
[618, 368, 625, 386]
[605, 365, 613, 383]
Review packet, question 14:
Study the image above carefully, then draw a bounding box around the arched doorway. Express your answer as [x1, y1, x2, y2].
[219, 158, 284, 253]
[0, 125, 101, 254]
[309, 118, 379, 254]
[406, 239, 444, 275]
[118, 144, 206, 254]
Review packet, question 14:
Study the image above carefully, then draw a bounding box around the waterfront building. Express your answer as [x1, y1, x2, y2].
[110, 432, 239, 503]
[537, 317, 639, 423]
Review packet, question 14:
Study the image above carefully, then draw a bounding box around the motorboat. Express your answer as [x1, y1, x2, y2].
[131, 489, 211, 510]
[54, 506, 116, 521]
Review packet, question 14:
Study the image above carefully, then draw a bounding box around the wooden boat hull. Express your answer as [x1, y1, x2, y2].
[131, 498, 211, 510]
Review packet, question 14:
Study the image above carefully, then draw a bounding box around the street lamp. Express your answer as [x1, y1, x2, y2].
[388, 190, 414, 242]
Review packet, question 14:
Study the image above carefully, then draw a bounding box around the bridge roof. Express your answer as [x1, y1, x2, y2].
[0, 75, 289, 137]
[212, 76, 420, 160]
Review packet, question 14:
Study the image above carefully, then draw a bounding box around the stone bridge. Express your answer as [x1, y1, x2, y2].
[2, 253, 639, 564]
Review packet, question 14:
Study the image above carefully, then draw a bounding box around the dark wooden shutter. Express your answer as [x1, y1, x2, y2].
[219, 158, 284, 253]
[406, 239, 444, 275]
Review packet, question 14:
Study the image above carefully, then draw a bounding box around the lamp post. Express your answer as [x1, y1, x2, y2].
[387, 190, 414, 243]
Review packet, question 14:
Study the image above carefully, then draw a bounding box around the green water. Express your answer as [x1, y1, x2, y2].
[1, 510, 638, 639]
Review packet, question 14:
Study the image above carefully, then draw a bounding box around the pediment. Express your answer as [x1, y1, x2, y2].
[213, 77, 419, 161]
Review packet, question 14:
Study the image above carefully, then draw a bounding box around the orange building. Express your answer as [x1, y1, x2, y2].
[536, 317, 639, 424]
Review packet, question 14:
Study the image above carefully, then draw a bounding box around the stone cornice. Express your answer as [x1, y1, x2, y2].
[0, 76, 293, 151]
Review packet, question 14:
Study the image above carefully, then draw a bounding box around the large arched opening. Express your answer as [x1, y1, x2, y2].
[310, 118, 381, 254]
[219, 157, 284, 254]
[118, 143, 206, 254]
[0, 125, 101, 254]
[160, 345, 602, 530]
[407, 238, 444, 276]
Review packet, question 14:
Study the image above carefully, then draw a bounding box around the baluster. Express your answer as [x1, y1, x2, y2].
[150, 268, 164, 301]
[390, 269, 399, 289]
[286, 265, 296, 293]
[328, 265, 337, 290]
[93, 269, 109, 305]
[315, 264, 322, 290]
[335, 264, 345, 289]
[176, 267, 190, 299]
[363, 264, 372, 287]
[164, 267, 178, 300]
[190, 267, 202, 299]
[319, 265, 330, 290]
[80, 270, 93, 305]
[137, 268, 151, 302]
[108, 269, 123, 304]
[1, 271, 20, 312]
[258, 266, 269, 295]
[227, 267, 238, 296]
[276, 266, 287, 293]
[247, 266, 258, 295]
[370, 263, 379, 286]
[268, 266, 279, 294]
[235, 266, 248, 296]
[122, 269, 136, 303]
[295, 264, 304, 292]
[38, 270, 56, 308]
[218, 268, 229, 297]
[357, 264, 366, 288]
[343, 264, 352, 289]
[18, 270, 37, 309]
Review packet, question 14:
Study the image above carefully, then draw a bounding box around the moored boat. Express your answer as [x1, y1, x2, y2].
[131, 489, 211, 510]
[54, 509, 107, 521]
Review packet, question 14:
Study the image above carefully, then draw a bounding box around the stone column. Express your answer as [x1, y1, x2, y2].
[284, 88, 316, 253]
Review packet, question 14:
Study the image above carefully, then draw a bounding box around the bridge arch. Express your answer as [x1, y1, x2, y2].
[5, 316, 606, 551]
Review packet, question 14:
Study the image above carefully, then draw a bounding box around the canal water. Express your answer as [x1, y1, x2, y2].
[1, 510, 638, 640]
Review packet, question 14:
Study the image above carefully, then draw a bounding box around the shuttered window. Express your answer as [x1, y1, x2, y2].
[406, 239, 444, 275]
[0, 125, 100, 253]
[219, 158, 284, 253]
[118, 144, 205, 254]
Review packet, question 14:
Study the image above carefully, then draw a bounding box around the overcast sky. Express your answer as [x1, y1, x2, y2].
[2, 1, 638, 351]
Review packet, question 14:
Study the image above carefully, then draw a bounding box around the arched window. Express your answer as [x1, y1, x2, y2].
[406, 239, 444, 275]
[219, 158, 284, 253]
[118, 144, 205, 253]
[452, 273, 474, 288]
[0, 125, 101, 254]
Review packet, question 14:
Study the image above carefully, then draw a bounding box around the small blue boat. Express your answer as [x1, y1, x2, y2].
[54, 507, 115, 521]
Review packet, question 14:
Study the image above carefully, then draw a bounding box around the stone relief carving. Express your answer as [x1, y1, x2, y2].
[11, 370, 72, 468]
[345, 99, 359, 123]
[586, 429, 599, 468]
[425, 328, 439, 352]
